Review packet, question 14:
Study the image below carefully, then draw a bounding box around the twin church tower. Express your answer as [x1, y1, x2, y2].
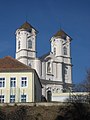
[15, 21, 72, 99]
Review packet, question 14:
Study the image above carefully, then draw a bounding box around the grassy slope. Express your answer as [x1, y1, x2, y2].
[0, 103, 90, 120]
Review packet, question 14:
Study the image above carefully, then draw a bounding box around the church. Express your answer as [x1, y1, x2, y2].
[15, 21, 73, 101]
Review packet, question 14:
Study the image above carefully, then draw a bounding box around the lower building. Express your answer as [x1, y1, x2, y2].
[0, 56, 42, 103]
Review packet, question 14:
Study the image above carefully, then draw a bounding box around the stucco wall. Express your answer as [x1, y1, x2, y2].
[0, 72, 33, 103]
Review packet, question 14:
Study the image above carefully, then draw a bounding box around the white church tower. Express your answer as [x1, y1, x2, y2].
[39, 29, 72, 99]
[50, 30, 72, 85]
[16, 21, 37, 67]
[15, 21, 73, 101]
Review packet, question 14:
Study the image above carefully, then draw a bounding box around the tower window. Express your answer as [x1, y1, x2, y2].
[63, 46, 67, 55]
[54, 47, 56, 55]
[64, 66, 68, 74]
[18, 41, 20, 49]
[28, 39, 32, 49]
[47, 62, 51, 73]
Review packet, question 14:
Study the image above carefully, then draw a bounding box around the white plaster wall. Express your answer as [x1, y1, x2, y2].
[57, 63, 62, 81]
[41, 62, 46, 79]
[19, 58, 28, 65]
[33, 59, 41, 78]
[67, 66, 72, 83]
[53, 62, 56, 79]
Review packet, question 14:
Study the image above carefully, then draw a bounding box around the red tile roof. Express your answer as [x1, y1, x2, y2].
[0, 56, 33, 72]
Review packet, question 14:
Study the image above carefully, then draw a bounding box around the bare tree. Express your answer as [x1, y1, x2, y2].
[82, 69, 90, 92]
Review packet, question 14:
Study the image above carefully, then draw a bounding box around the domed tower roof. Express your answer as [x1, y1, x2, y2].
[19, 21, 38, 32]
[54, 29, 72, 40]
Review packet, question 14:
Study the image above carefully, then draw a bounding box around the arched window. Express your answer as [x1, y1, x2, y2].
[47, 62, 51, 73]
[18, 40, 20, 49]
[28, 39, 32, 49]
[63, 46, 67, 55]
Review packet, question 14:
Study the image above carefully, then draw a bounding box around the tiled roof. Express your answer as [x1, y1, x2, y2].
[19, 21, 38, 32]
[0, 56, 33, 72]
[54, 29, 72, 40]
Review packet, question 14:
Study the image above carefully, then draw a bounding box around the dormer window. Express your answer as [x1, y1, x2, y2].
[28, 39, 32, 49]
[63, 46, 67, 55]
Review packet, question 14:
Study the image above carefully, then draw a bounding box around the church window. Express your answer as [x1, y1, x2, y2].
[47, 62, 51, 73]
[28, 39, 32, 49]
[63, 46, 67, 55]
[64, 66, 68, 74]
[54, 47, 56, 55]
[18, 40, 20, 49]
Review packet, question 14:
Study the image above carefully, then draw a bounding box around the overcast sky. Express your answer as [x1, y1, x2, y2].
[0, 0, 90, 84]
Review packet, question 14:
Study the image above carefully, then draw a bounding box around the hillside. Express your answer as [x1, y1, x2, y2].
[0, 103, 90, 120]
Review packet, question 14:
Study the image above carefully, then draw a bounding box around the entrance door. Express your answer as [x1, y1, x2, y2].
[47, 91, 52, 102]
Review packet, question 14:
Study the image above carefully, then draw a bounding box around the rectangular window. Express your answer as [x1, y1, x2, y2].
[10, 95, 15, 103]
[21, 77, 27, 87]
[21, 95, 26, 102]
[28, 39, 32, 49]
[0, 95, 4, 103]
[0, 78, 5, 87]
[10, 77, 16, 87]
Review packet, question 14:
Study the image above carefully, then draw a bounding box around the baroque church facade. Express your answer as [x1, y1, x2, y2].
[15, 22, 72, 100]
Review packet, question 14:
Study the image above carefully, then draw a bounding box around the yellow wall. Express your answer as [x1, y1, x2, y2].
[0, 72, 33, 103]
